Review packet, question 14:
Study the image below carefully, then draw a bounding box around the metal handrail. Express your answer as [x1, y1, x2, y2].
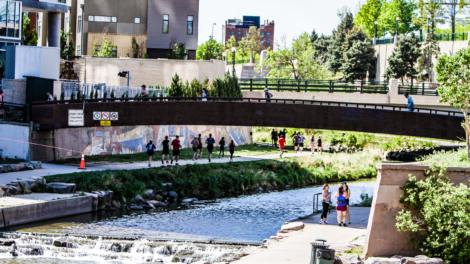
[31, 97, 464, 117]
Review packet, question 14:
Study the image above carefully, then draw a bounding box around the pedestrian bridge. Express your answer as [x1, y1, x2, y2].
[30, 97, 465, 140]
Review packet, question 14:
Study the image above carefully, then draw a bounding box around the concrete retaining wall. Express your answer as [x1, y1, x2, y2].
[364, 164, 470, 258]
[0, 196, 93, 228]
[0, 123, 30, 161]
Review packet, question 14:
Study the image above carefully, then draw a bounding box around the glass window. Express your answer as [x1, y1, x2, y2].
[261, 32, 264, 37]
[163, 14, 169, 34]
[0, 1, 6, 26]
[135, 18, 140, 24]
[38, 20, 41, 38]
[88, 16, 94, 22]
[77, 16, 82, 33]
[267, 32, 270, 38]
[77, 45, 81, 56]
[94, 16, 111, 22]
[267, 40, 270, 46]
[187, 15, 193, 35]
[261, 41, 264, 46]
[231, 31, 234, 36]
[112, 17, 117, 23]
[7, 1, 14, 26]
[0, 42, 5, 50]
[238, 31, 241, 37]
[14, 1, 19, 27]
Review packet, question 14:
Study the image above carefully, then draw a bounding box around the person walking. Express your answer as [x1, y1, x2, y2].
[343, 181, 351, 225]
[0, 88, 4, 107]
[317, 135, 323, 154]
[202, 88, 208, 102]
[218, 137, 226, 158]
[46, 91, 54, 102]
[170, 135, 182, 165]
[161, 136, 170, 164]
[229, 139, 236, 162]
[146, 139, 156, 167]
[293, 132, 300, 153]
[273, 130, 278, 147]
[299, 133, 306, 154]
[191, 136, 199, 161]
[205, 133, 215, 162]
[197, 134, 203, 160]
[141, 85, 148, 101]
[404, 93, 415, 112]
[278, 135, 286, 158]
[310, 134, 316, 154]
[271, 129, 278, 147]
[335, 185, 349, 227]
[264, 88, 273, 103]
[320, 184, 332, 224]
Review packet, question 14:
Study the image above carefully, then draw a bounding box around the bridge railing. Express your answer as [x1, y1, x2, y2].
[239, 79, 389, 94]
[32, 96, 463, 117]
[398, 83, 440, 96]
[0, 102, 28, 123]
[60, 81, 166, 99]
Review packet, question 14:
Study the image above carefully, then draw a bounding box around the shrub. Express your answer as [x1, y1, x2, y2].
[396, 167, 470, 263]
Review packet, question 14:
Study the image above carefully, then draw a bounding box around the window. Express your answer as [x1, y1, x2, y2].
[267, 32, 270, 38]
[267, 40, 270, 47]
[238, 31, 241, 37]
[187, 16, 193, 35]
[261, 32, 264, 37]
[77, 45, 81, 56]
[77, 16, 82, 33]
[231, 31, 234, 36]
[88, 16, 117, 23]
[111, 17, 117, 23]
[0, 1, 22, 38]
[88, 15, 94, 22]
[261, 41, 264, 46]
[134, 17, 140, 24]
[163, 14, 169, 34]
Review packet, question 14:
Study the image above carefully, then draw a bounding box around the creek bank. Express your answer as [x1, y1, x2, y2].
[383, 146, 461, 162]
[0, 161, 42, 174]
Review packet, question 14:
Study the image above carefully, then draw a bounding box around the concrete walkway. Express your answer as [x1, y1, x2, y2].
[0, 151, 319, 185]
[0, 193, 75, 207]
[235, 207, 371, 264]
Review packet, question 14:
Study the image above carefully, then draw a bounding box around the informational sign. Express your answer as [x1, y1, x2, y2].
[101, 112, 110, 120]
[110, 112, 118, 121]
[93, 112, 102, 120]
[68, 110, 84, 126]
[100, 120, 111, 127]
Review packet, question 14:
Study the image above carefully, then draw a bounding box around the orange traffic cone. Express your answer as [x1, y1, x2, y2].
[78, 152, 86, 170]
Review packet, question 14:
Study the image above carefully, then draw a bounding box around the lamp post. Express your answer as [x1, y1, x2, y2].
[212, 23, 216, 39]
[396, 17, 400, 36]
[222, 52, 227, 61]
[427, 15, 431, 34]
[231, 47, 236, 77]
[80, 4, 84, 56]
[374, 21, 378, 39]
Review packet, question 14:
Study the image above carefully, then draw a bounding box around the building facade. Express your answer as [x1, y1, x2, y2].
[223, 16, 275, 50]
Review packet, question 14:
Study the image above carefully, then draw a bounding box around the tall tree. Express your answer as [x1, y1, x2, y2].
[60, 29, 75, 56]
[22, 14, 38, 46]
[196, 37, 224, 60]
[313, 34, 332, 64]
[384, 34, 421, 84]
[246, 26, 263, 59]
[327, 11, 356, 73]
[341, 40, 377, 81]
[355, 0, 384, 38]
[378, 0, 419, 35]
[436, 47, 470, 158]
[168, 73, 184, 97]
[310, 29, 319, 43]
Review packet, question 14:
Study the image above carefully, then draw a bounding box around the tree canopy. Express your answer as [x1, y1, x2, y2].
[378, 0, 419, 35]
[341, 40, 377, 81]
[384, 34, 421, 84]
[197, 37, 224, 60]
[354, 0, 384, 38]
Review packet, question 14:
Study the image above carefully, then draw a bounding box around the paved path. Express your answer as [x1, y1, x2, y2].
[234, 207, 371, 264]
[0, 151, 320, 185]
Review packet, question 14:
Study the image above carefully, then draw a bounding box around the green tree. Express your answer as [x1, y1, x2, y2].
[93, 34, 115, 57]
[378, 0, 419, 35]
[384, 34, 421, 84]
[197, 37, 224, 60]
[22, 14, 38, 46]
[436, 46, 470, 157]
[327, 12, 355, 73]
[168, 43, 188, 60]
[246, 26, 263, 59]
[309, 29, 319, 44]
[60, 29, 75, 56]
[313, 34, 332, 63]
[341, 40, 376, 81]
[260, 32, 332, 80]
[168, 73, 184, 97]
[354, 0, 384, 38]
[131, 37, 140, 58]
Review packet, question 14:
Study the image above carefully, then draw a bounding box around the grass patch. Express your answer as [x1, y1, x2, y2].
[420, 147, 469, 167]
[51, 144, 281, 164]
[45, 152, 381, 203]
[343, 245, 364, 255]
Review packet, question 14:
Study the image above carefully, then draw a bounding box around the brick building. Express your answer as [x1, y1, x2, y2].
[223, 16, 274, 50]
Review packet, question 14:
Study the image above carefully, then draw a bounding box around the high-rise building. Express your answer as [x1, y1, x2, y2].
[223, 16, 274, 50]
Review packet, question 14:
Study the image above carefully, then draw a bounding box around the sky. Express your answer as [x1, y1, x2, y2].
[198, 0, 363, 47]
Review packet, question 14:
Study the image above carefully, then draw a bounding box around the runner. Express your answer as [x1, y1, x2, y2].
[229, 140, 236, 162]
[317, 135, 323, 154]
[218, 137, 226, 158]
[205, 133, 215, 162]
[146, 139, 156, 167]
[320, 183, 331, 224]
[197, 134, 203, 160]
[299, 133, 306, 154]
[310, 134, 316, 154]
[343, 181, 352, 225]
[335, 185, 349, 227]
[293, 132, 300, 153]
[170, 135, 182, 165]
[191, 136, 199, 161]
[278, 135, 286, 158]
[273, 130, 278, 148]
[161, 136, 170, 164]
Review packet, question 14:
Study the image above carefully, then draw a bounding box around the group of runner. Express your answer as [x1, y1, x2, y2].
[275, 130, 323, 158]
[145, 134, 237, 167]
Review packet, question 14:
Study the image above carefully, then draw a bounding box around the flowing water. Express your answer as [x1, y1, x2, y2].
[0, 179, 376, 263]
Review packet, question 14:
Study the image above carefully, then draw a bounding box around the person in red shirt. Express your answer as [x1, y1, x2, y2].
[171, 135, 182, 165]
[278, 135, 286, 158]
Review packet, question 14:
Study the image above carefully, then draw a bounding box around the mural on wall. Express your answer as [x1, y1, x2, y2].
[80, 125, 251, 156]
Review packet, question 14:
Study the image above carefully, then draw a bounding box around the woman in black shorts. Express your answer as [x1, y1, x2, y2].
[161, 136, 170, 164]
[146, 139, 156, 167]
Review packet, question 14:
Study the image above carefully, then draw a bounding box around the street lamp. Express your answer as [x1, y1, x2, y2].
[231, 47, 236, 77]
[427, 15, 431, 34]
[212, 23, 216, 39]
[396, 17, 400, 36]
[374, 21, 378, 38]
[222, 52, 227, 61]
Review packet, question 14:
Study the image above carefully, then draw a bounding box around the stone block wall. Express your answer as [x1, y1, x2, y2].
[2, 79, 27, 105]
[0, 123, 30, 160]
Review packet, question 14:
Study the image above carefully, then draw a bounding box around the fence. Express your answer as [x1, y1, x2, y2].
[239, 79, 389, 94]
[375, 37, 395, 45]
[398, 82, 439, 96]
[0, 102, 27, 123]
[375, 32, 468, 45]
[60, 81, 166, 99]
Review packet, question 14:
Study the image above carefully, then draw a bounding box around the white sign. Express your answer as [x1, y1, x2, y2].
[102, 112, 110, 120]
[93, 112, 102, 120]
[68, 110, 84, 126]
[110, 112, 118, 121]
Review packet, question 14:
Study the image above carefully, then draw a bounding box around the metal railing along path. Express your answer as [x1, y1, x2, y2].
[0, 102, 28, 123]
[32, 97, 464, 117]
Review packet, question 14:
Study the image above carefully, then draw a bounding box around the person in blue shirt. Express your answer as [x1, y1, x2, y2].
[205, 134, 216, 162]
[335, 185, 350, 227]
[404, 93, 415, 112]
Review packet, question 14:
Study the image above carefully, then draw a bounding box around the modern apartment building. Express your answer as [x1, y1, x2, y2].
[223, 16, 275, 50]
[70, 0, 199, 59]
